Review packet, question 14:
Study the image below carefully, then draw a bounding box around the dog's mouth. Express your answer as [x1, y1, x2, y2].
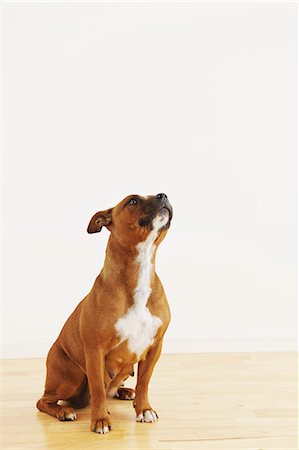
[138, 206, 173, 230]
[159, 206, 172, 222]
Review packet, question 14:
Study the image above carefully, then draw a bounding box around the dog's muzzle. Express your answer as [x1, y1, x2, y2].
[139, 193, 173, 229]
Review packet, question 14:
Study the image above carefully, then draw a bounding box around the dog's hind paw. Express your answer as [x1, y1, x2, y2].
[57, 407, 77, 421]
[116, 387, 135, 400]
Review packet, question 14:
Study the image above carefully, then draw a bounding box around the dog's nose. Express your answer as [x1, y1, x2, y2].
[157, 193, 167, 201]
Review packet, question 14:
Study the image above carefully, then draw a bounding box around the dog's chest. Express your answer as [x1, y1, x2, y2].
[115, 228, 162, 358]
[115, 306, 162, 359]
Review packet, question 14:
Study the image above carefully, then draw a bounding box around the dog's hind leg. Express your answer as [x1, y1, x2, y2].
[106, 365, 136, 400]
[67, 377, 90, 409]
[36, 343, 85, 421]
[37, 391, 78, 421]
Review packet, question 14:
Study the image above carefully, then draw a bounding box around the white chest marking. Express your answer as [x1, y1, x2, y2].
[115, 214, 168, 358]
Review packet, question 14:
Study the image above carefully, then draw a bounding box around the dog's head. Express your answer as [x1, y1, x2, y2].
[87, 193, 173, 246]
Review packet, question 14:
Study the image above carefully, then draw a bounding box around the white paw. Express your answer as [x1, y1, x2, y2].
[65, 411, 77, 421]
[99, 425, 109, 434]
[136, 409, 158, 423]
[57, 408, 77, 421]
[91, 418, 112, 434]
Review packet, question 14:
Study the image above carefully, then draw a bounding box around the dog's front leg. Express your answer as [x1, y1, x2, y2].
[133, 339, 163, 423]
[85, 348, 112, 434]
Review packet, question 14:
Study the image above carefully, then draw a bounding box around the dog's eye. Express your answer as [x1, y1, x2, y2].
[128, 198, 138, 205]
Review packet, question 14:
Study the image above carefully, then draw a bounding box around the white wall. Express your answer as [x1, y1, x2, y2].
[2, 2, 297, 358]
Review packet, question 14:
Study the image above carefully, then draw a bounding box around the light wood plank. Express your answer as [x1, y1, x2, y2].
[1, 353, 298, 449]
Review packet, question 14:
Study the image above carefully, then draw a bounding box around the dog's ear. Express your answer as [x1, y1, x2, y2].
[87, 208, 113, 234]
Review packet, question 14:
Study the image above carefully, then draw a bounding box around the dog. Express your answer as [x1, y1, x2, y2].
[36, 193, 173, 434]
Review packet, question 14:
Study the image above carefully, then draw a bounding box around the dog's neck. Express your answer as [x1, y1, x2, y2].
[99, 215, 168, 302]
[101, 235, 158, 296]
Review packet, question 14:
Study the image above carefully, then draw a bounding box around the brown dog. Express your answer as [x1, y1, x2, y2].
[36, 193, 172, 434]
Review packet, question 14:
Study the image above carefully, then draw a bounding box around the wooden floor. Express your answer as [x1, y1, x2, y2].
[1, 353, 298, 449]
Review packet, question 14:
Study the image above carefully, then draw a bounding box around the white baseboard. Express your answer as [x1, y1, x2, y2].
[1, 337, 297, 359]
[162, 337, 297, 354]
[1, 342, 51, 359]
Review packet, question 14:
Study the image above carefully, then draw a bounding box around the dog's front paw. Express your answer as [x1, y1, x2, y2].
[136, 409, 158, 423]
[91, 416, 112, 434]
